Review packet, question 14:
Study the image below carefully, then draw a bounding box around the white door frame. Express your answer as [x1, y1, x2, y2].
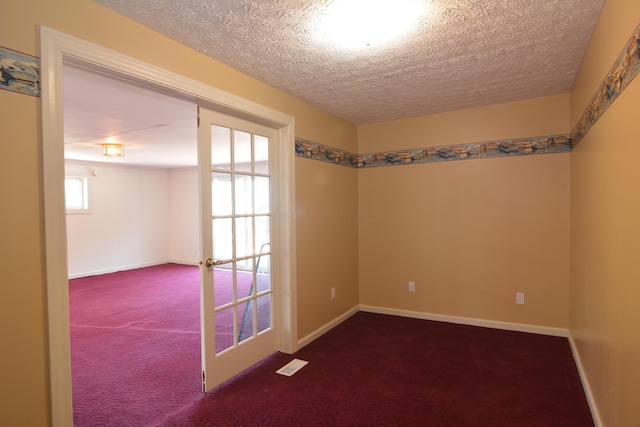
[40, 26, 297, 427]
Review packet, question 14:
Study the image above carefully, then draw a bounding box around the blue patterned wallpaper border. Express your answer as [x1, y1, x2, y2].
[571, 22, 640, 147]
[0, 46, 40, 97]
[295, 135, 571, 169]
[4, 20, 637, 159]
[358, 135, 570, 168]
[297, 22, 640, 168]
[295, 138, 360, 167]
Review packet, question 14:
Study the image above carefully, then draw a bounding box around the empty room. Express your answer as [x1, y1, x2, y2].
[2, 0, 639, 426]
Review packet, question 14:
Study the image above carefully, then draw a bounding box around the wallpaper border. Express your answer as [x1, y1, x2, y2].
[571, 22, 640, 148]
[358, 134, 570, 168]
[0, 45, 40, 97]
[297, 22, 640, 168]
[295, 138, 360, 167]
[4, 21, 638, 163]
[295, 135, 571, 169]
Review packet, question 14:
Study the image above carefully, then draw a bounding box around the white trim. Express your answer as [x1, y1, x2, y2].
[568, 334, 602, 427]
[275, 122, 297, 354]
[297, 306, 360, 349]
[359, 305, 569, 337]
[169, 259, 201, 267]
[40, 26, 296, 427]
[267, 305, 601, 427]
[67, 260, 197, 279]
[296, 305, 569, 351]
[40, 26, 73, 427]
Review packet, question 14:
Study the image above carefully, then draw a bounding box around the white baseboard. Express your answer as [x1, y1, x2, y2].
[568, 334, 602, 427]
[359, 305, 602, 425]
[169, 259, 200, 266]
[296, 305, 568, 353]
[68, 260, 174, 279]
[359, 305, 569, 337]
[297, 306, 359, 349]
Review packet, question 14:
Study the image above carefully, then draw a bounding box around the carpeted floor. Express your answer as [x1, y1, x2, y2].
[70, 264, 594, 426]
[167, 311, 594, 427]
[69, 264, 204, 427]
[70, 263, 265, 426]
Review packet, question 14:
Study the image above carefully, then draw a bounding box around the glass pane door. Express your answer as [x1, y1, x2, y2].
[198, 107, 278, 391]
[211, 125, 273, 354]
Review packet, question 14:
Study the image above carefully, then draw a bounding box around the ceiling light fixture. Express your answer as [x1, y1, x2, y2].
[102, 143, 124, 157]
[314, 0, 429, 50]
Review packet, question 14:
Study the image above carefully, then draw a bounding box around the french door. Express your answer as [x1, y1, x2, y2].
[198, 106, 279, 391]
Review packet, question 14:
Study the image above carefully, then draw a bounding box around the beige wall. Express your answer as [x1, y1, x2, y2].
[569, 1, 640, 426]
[295, 159, 359, 338]
[358, 93, 570, 152]
[5, 0, 639, 425]
[0, 89, 49, 427]
[358, 95, 571, 328]
[0, 0, 358, 425]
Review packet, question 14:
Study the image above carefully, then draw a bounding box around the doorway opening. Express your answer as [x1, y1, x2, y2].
[41, 26, 297, 427]
[63, 63, 203, 424]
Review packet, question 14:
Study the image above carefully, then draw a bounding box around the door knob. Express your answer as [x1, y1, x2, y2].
[204, 258, 222, 268]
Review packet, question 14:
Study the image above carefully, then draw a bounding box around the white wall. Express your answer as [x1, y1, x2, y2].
[66, 161, 197, 278]
[169, 168, 200, 264]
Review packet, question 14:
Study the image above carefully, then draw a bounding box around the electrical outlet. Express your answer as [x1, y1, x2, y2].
[331, 287, 336, 300]
[516, 292, 525, 305]
[408, 281, 416, 292]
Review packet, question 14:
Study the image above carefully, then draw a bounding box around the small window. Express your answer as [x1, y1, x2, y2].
[65, 175, 89, 212]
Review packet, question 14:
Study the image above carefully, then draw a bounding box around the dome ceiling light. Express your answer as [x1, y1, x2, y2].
[314, 0, 430, 51]
[102, 143, 124, 157]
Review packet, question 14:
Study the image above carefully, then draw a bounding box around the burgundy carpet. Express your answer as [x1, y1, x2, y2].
[70, 264, 594, 426]
[167, 313, 594, 427]
[70, 263, 255, 427]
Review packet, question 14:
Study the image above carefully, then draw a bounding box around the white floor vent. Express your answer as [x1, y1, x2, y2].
[276, 359, 308, 376]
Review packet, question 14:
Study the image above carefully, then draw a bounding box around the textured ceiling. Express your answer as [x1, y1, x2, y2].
[93, 0, 605, 125]
[64, 64, 198, 168]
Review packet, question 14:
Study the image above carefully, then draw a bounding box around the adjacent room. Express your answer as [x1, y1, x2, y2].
[63, 64, 204, 424]
[2, 1, 640, 426]
[63, 64, 276, 424]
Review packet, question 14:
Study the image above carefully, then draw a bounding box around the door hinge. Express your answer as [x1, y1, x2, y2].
[202, 370, 206, 392]
[197, 105, 200, 127]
